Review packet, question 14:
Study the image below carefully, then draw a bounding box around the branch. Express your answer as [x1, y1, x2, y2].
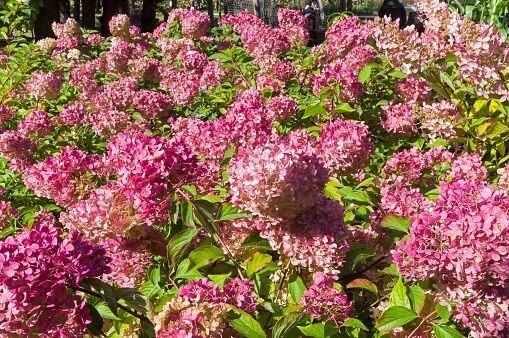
[70, 285, 153, 325]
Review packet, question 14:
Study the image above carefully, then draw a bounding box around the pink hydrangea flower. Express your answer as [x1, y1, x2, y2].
[302, 272, 354, 324]
[26, 71, 63, 100]
[132, 90, 174, 121]
[154, 277, 257, 337]
[277, 8, 309, 46]
[0, 222, 111, 336]
[313, 60, 363, 102]
[266, 95, 298, 122]
[100, 236, 153, 288]
[22, 147, 103, 207]
[228, 131, 328, 219]
[109, 14, 131, 39]
[0, 131, 37, 172]
[56, 103, 86, 126]
[381, 103, 416, 135]
[257, 195, 350, 272]
[316, 118, 373, 176]
[392, 178, 509, 337]
[0, 103, 16, 129]
[17, 109, 54, 137]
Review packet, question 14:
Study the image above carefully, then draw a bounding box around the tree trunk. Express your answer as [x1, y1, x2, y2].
[60, 0, 71, 20]
[141, 0, 156, 32]
[74, 0, 81, 21]
[82, 0, 96, 29]
[34, 0, 60, 40]
[339, 0, 346, 11]
[206, 0, 214, 26]
[101, 0, 129, 36]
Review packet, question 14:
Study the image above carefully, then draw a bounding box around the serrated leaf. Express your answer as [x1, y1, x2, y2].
[343, 318, 368, 330]
[409, 285, 426, 314]
[485, 121, 509, 139]
[272, 311, 309, 338]
[381, 215, 410, 233]
[389, 277, 411, 309]
[148, 266, 160, 286]
[358, 65, 372, 84]
[230, 309, 267, 338]
[95, 303, 121, 320]
[189, 245, 224, 269]
[298, 322, 339, 338]
[433, 325, 464, 338]
[246, 252, 272, 277]
[288, 274, 307, 303]
[338, 186, 370, 203]
[216, 203, 250, 222]
[436, 304, 452, 322]
[375, 306, 418, 332]
[347, 278, 378, 294]
[167, 228, 198, 271]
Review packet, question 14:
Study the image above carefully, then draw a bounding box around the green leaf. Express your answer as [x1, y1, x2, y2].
[303, 104, 328, 119]
[216, 203, 250, 222]
[181, 200, 195, 226]
[337, 186, 370, 203]
[272, 311, 309, 338]
[240, 233, 273, 253]
[86, 303, 105, 335]
[381, 215, 410, 233]
[388, 70, 407, 79]
[95, 303, 121, 320]
[346, 278, 378, 294]
[167, 227, 198, 270]
[484, 121, 509, 139]
[358, 65, 372, 84]
[229, 309, 267, 338]
[408, 286, 426, 314]
[189, 245, 224, 269]
[375, 306, 418, 332]
[436, 304, 452, 322]
[343, 318, 368, 330]
[246, 252, 272, 277]
[148, 266, 160, 286]
[433, 325, 464, 338]
[389, 277, 411, 309]
[85, 278, 118, 314]
[288, 274, 307, 303]
[298, 322, 339, 338]
[114, 288, 148, 315]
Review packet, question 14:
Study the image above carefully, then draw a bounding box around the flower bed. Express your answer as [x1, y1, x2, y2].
[0, 0, 508, 336]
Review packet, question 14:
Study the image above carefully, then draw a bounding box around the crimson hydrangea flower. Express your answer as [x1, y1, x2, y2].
[302, 272, 354, 324]
[316, 118, 373, 176]
[107, 129, 200, 223]
[0, 222, 111, 336]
